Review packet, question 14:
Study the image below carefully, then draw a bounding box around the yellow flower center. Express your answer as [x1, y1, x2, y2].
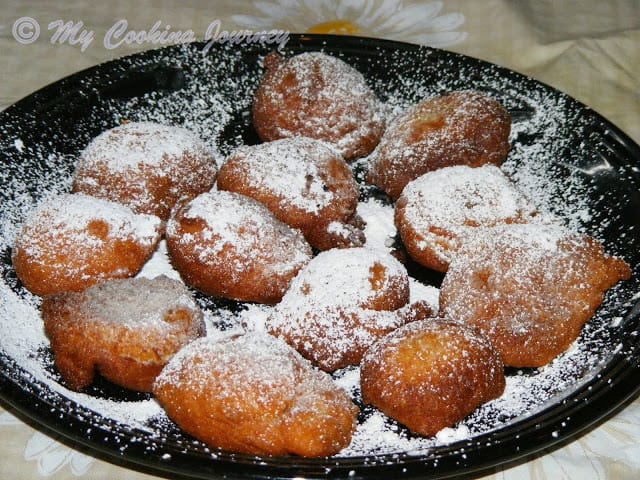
[307, 20, 361, 35]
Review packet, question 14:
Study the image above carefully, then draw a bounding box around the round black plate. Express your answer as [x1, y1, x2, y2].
[1, 35, 639, 480]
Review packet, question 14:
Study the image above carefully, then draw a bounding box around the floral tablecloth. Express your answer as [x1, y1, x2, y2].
[1, 1, 639, 479]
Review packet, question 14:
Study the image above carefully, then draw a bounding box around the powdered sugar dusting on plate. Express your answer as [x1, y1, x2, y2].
[136, 240, 181, 281]
[356, 197, 397, 253]
[0, 41, 637, 466]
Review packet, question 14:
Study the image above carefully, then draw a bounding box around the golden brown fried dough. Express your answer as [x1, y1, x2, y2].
[367, 90, 511, 199]
[265, 247, 411, 371]
[360, 318, 505, 437]
[217, 137, 363, 250]
[73, 121, 218, 220]
[395, 165, 537, 272]
[439, 223, 632, 367]
[42, 275, 205, 392]
[153, 332, 359, 456]
[252, 52, 385, 160]
[12, 193, 161, 296]
[165, 190, 312, 304]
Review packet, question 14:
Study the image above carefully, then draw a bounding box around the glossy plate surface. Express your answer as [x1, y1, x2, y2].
[1, 35, 639, 480]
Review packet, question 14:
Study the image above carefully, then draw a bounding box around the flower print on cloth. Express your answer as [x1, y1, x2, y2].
[1, 409, 94, 477]
[232, 0, 467, 47]
[24, 432, 94, 477]
[487, 399, 640, 480]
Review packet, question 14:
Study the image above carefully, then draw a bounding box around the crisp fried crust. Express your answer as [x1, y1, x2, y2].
[165, 191, 312, 304]
[72, 121, 217, 220]
[395, 165, 537, 272]
[360, 318, 505, 436]
[217, 137, 363, 251]
[439, 223, 632, 367]
[252, 52, 385, 161]
[41, 276, 205, 392]
[265, 247, 414, 371]
[367, 90, 511, 200]
[153, 333, 359, 456]
[12, 193, 161, 296]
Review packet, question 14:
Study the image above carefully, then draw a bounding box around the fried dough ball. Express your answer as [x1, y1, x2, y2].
[360, 318, 505, 437]
[12, 193, 161, 296]
[252, 52, 385, 160]
[73, 121, 218, 220]
[217, 137, 364, 250]
[165, 190, 312, 304]
[439, 223, 632, 367]
[153, 332, 359, 456]
[42, 275, 205, 392]
[395, 165, 537, 272]
[367, 90, 511, 200]
[265, 247, 414, 371]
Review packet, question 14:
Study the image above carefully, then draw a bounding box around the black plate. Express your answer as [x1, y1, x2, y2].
[1, 35, 639, 480]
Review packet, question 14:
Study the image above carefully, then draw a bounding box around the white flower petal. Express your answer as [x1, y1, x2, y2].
[24, 433, 73, 476]
[23, 432, 95, 476]
[38, 449, 73, 477]
[281, 0, 303, 8]
[24, 432, 56, 460]
[336, 0, 369, 19]
[0, 410, 21, 426]
[577, 416, 640, 467]
[408, 31, 468, 47]
[545, 440, 605, 478]
[230, 14, 275, 29]
[70, 451, 95, 476]
[225, 1, 466, 47]
[301, 0, 336, 18]
[377, 4, 445, 32]
[427, 12, 466, 32]
[254, 0, 288, 17]
[365, 0, 404, 25]
[353, 1, 379, 27]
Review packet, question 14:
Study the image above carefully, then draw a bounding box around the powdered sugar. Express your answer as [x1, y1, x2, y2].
[220, 137, 344, 214]
[0, 285, 164, 431]
[400, 165, 535, 233]
[0, 40, 637, 470]
[16, 193, 161, 253]
[154, 330, 358, 456]
[156, 332, 302, 394]
[356, 197, 397, 253]
[408, 278, 440, 313]
[73, 121, 218, 218]
[78, 121, 213, 171]
[264, 247, 410, 370]
[366, 89, 511, 199]
[253, 51, 385, 160]
[276, 247, 408, 310]
[396, 164, 539, 270]
[65, 275, 201, 329]
[167, 190, 311, 275]
[345, 410, 434, 456]
[439, 222, 631, 367]
[136, 240, 181, 281]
